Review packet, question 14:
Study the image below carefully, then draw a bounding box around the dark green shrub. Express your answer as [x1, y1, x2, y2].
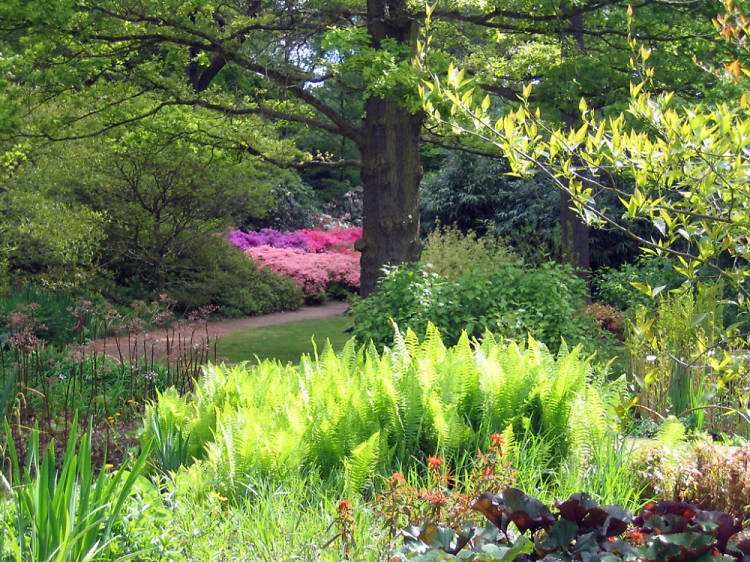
[166, 237, 303, 317]
[593, 255, 683, 312]
[351, 261, 598, 353]
[420, 151, 560, 264]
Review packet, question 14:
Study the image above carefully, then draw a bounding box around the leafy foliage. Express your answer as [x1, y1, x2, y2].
[0, 184, 105, 289]
[164, 236, 304, 317]
[593, 256, 684, 313]
[393, 488, 749, 561]
[0, 416, 152, 562]
[634, 441, 750, 521]
[419, 224, 517, 280]
[350, 261, 598, 353]
[143, 326, 614, 498]
[625, 284, 746, 434]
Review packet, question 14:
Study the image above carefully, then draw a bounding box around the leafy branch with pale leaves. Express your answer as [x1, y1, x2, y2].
[416, 2, 750, 425]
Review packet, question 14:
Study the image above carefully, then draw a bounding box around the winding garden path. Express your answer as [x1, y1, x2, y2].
[190, 300, 349, 338]
[88, 301, 349, 359]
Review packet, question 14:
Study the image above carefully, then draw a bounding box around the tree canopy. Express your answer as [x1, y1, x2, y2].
[0, 0, 734, 293]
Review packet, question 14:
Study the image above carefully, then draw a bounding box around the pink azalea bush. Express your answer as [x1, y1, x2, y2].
[224, 227, 363, 297]
[246, 246, 360, 296]
[299, 228, 362, 252]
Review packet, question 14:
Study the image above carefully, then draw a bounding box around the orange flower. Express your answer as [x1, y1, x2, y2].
[427, 456, 443, 470]
[491, 433, 504, 446]
[390, 472, 406, 486]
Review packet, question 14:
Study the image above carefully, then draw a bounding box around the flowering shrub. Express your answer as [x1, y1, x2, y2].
[225, 227, 363, 297]
[299, 228, 362, 252]
[374, 434, 514, 541]
[245, 246, 360, 297]
[224, 228, 308, 250]
[225, 227, 362, 253]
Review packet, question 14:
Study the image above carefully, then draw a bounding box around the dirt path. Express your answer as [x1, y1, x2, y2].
[88, 301, 349, 359]
[195, 301, 349, 338]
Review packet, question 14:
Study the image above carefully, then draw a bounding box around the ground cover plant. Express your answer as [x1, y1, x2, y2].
[393, 487, 750, 561]
[225, 227, 362, 300]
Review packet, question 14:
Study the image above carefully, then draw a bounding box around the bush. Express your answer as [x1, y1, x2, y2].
[143, 326, 615, 499]
[350, 261, 598, 353]
[420, 223, 517, 279]
[166, 237, 303, 317]
[0, 188, 105, 289]
[593, 255, 684, 312]
[226, 227, 363, 299]
[245, 246, 360, 299]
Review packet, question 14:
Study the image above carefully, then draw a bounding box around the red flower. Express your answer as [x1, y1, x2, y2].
[427, 456, 443, 470]
[337, 499, 351, 513]
[491, 433, 504, 446]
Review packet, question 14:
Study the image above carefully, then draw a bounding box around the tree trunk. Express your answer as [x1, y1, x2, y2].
[560, 188, 590, 278]
[558, 12, 591, 287]
[357, 0, 423, 296]
[358, 97, 423, 296]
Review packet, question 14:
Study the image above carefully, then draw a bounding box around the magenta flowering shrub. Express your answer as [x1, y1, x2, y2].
[225, 227, 362, 253]
[225, 228, 309, 250]
[225, 227, 363, 297]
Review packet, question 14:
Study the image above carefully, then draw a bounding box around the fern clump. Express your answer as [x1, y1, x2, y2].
[143, 325, 619, 499]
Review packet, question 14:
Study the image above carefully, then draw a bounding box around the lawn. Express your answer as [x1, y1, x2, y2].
[214, 314, 354, 365]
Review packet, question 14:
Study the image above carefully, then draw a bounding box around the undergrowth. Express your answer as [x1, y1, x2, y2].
[143, 324, 621, 499]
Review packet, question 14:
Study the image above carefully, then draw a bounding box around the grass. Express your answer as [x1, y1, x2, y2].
[214, 315, 354, 365]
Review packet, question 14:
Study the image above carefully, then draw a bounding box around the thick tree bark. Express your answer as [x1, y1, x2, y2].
[357, 1, 424, 296]
[359, 97, 423, 296]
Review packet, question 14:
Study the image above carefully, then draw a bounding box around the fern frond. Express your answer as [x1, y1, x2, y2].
[344, 431, 380, 497]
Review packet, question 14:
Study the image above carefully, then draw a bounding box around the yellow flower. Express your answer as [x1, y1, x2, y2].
[209, 491, 228, 502]
[104, 463, 114, 471]
[115, 412, 120, 417]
